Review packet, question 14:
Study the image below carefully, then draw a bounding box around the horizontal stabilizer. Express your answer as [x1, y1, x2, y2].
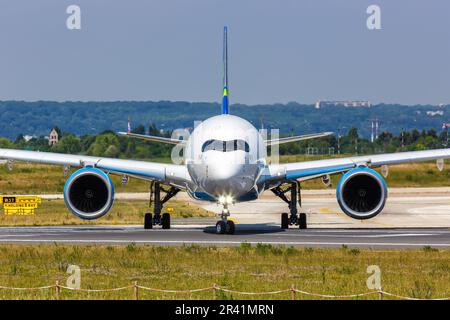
[117, 132, 186, 145]
[265, 132, 334, 146]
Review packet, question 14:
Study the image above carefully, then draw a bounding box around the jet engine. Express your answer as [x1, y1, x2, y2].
[336, 167, 387, 219]
[63, 168, 115, 220]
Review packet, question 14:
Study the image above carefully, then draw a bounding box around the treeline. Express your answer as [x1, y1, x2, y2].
[1, 124, 172, 160]
[0, 101, 448, 139]
[279, 128, 449, 155]
[0, 125, 448, 160]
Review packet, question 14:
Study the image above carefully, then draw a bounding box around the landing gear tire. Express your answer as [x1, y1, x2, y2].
[162, 213, 171, 229]
[144, 213, 153, 229]
[299, 213, 307, 229]
[216, 221, 227, 234]
[226, 220, 235, 235]
[146, 182, 179, 230]
[281, 212, 289, 229]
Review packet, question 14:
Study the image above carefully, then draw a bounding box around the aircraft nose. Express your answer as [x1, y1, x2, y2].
[208, 163, 241, 180]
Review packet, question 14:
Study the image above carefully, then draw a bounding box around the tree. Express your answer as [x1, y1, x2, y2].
[27, 137, 50, 151]
[87, 133, 120, 157]
[15, 134, 24, 144]
[411, 129, 420, 142]
[125, 140, 136, 157]
[378, 131, 393, 144]
[348, 127, 359, 141]
[52, 134, 82, 154]
[0, 138, 13, 148]
[132, 124, 146, 135]
[427, 129, 437, 138]
[80, 135, 96, 153]
[104, 145, 120, 157]
[148, 123, 159, 136]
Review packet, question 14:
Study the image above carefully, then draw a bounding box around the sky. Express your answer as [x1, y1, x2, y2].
[0, 0, 449, 105]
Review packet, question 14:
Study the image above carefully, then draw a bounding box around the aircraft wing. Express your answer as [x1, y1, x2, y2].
[265, 148, 450, 183]
[118, 132, 186, 145]
[265, 132, 334, 146]
[0, 148, 190, 189]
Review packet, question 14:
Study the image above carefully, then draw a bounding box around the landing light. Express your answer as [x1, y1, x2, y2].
[218, 195, 234, 205]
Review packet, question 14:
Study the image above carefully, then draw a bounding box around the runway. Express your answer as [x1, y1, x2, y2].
[0, 225, 449, 248]
[1, 188, 449, 248]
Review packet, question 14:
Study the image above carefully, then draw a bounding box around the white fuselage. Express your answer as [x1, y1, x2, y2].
[185, 114, 267, 203]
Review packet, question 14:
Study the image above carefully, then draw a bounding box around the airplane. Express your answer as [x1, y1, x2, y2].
[1, 26, 450, 234]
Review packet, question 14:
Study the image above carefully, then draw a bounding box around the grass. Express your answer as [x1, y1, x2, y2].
[0, 244, 448, 299]
[0, 199, 213, 226]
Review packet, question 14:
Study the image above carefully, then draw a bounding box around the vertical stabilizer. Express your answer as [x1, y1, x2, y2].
[222, 26, 229, 114]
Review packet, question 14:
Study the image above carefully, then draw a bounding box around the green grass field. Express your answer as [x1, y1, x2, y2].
[0, 244, 448, 300]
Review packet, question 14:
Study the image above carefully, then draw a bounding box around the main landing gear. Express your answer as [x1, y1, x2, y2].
[215, 205, 235, 235]
[144, 182, 180, 230]
[271, 181, 307, 230]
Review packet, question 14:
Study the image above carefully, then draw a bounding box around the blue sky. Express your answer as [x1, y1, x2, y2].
[0, 0, 449, 105]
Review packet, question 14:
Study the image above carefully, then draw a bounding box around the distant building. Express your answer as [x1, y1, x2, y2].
[315, 100, 371, 109]
[426, 110, 444, 117]
[48, 128, 59, 146]
[314, 101, 321, 109]
[23, 135, 37, 142]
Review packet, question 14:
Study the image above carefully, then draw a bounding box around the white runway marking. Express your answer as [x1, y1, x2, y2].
[349, 233, 438, 238]
[408, 205, 450, 214]
[263, 233, 439, 238]
[0, 233, 63, 237]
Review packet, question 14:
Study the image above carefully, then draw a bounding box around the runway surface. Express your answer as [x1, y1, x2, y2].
[1, 188, 449, 248]
[0, 225, 449, 248]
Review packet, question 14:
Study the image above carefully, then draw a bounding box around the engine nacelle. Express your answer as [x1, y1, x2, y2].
[64, 168, 115, 220]
[336, 167, 387, 219]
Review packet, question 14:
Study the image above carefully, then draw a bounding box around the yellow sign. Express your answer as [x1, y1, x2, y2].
[0, 196, 42, 216]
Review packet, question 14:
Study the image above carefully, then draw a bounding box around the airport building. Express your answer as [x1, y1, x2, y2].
[315, 100, 372, 109]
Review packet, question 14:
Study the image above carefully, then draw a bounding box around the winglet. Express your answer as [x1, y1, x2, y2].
[222, 26, 229, 114]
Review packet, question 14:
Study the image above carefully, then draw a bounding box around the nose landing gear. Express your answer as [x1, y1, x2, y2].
[215, 205, 235, 234]
[272, 181, 307, 230]
[215, 220, 235, 234]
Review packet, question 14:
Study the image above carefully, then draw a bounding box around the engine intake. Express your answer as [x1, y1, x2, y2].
[64, 168, 115, 220]
[336, 167, 387, 219]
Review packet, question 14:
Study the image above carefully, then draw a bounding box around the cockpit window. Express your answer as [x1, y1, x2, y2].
[201, 140, 225, 152]
[202, 139, 250, 153]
